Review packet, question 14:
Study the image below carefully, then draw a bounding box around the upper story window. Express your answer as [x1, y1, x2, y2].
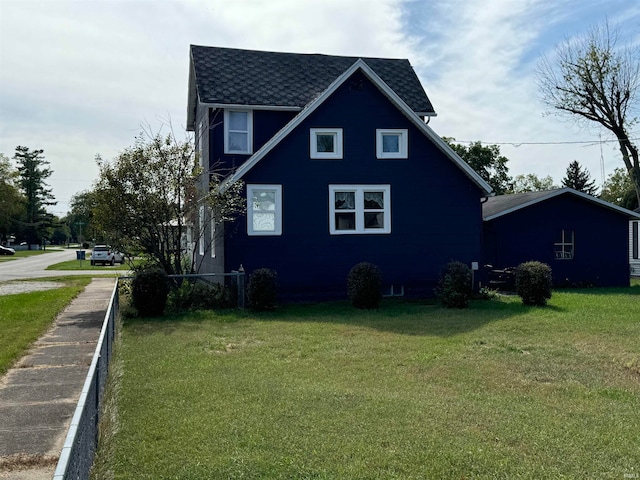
[224, 109, 253, 154]
[247, 185, 282, 236]
[329, 185, 391, 235]
[554, 229, 574, 260]
[376, 129, 407, 159]
[310, 128, 343, 159]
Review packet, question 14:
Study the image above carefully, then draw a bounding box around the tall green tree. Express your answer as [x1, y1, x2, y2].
[511, 173, 557, 193]
[68, 190, 98, 244]
[0, 153, 25, 243]
[444, 139, 512, 194]
[13, 146, 56, 246]
[561, 161, 598, 195]
[537, 20, 640, 206]
[93, 132, 244, 275]
[600, 167, 638, 210]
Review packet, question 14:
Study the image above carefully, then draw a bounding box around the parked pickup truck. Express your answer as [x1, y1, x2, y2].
[91, 245, 124, 266]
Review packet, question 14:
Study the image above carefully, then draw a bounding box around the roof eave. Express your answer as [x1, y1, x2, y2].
[223, 59, 490, 195]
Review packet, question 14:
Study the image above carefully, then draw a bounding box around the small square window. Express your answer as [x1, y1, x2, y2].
[376, 129, 407, 159]
[311, 128, 343, 159]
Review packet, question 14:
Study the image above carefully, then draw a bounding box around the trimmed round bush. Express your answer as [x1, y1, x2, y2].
[516, 261, 552, 306]
[247, 268, 277, 311]
[347, 262, 382, 309]
[437, 261, 472, 308]
[131, 268, 170, 317]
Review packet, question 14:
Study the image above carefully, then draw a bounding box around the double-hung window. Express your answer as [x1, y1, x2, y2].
[329, 185, 390, 234]
[247, 185, 282, 236]
[554, 229, 574, 259]
[224, 109, 253, 154]
[633, 221, 639, 260]
[376, 129, 407, 159]
[310, 128, 343, 159]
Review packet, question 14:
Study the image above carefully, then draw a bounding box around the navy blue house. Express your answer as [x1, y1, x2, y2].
[187, 46, 492, 299]
[483, 188, 640, 287]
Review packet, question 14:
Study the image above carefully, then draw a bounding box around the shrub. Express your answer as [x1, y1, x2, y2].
[167, 280, 236, 311]
[516, 261, 552, 306]
[131, 268, 170, 317]
[347, 262, 382, 309]
[437, 261, 472, 308]
[247, 268, 277, 311]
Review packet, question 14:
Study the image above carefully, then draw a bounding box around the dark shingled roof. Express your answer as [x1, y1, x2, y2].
[483, 188, 640, 220]
[189, 45, 435, 114]
[482, 190, 555, 219]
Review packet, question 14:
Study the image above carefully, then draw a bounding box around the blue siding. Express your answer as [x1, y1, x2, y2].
[484, 194, 630, 287]
[208, 109, 296, 174]
[223, 70, 486, 299]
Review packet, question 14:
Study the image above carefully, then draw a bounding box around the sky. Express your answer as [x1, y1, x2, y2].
[1, 0, 640, 216]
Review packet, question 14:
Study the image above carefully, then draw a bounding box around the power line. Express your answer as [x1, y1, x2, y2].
[450, 136, 640, 147]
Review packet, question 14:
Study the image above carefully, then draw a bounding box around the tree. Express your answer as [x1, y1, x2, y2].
[93, 132, 244, 275]
[511, 173, 557, 193]
[561, 161, 598, 195]
[13, 146, 56, 247]
[444, 139, 512, 194]
[0, 153, 25, 243]
[537, 20, 640, 206]
[68, 190, 99, 244]
[600, 167, 638, 210]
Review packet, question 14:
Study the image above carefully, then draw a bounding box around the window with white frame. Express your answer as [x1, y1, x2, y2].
[210, 211, 216, 258]
[329, 185, 391, 234]
[554, 229, 574, 259]
[376, 129, 407, 159]
[224, 109, 253, 154]
[633, 221, 638, 260]
[247, 185, 282, 236]
[310, 128, 343, 159]
[198, 205, 205, 256]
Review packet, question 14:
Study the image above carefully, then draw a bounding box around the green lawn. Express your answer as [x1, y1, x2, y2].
[94, 287, 640, 479]
[0, 248, 62, 262]
[46, 258, 134, 271]
[0, 277, 92, 375]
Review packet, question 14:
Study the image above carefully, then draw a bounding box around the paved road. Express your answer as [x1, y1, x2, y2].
[0, 249, 120, 282]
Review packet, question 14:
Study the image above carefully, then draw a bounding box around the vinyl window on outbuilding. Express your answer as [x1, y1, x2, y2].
[554, 229, 574, 260]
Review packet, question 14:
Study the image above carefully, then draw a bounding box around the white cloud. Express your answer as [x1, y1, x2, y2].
[1, 0, 638, 216]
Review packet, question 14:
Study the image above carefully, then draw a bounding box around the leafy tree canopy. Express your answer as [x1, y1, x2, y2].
[0, 153, 25, 242]
[561, 160, 598, 195]
[444, 138, 512, 194]
[511, 173, 558, 193]
[93, 132, 244, 275]
[600, 167, 638, 210]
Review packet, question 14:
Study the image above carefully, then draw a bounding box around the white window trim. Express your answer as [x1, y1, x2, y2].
[376, 129, 408, 159]
[310, 128, 343, 159]
[329, 185, 391, 235]
[247, 184, 282, 236]
[198, 205, 205, 256]
[210, 211, 216, 258]
[224, 109, 253, 154]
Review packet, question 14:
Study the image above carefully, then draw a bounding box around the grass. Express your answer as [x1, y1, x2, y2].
[93, 286, 640, 479]
[0, 248, 62, 262]
[0, 276, 92, 375]
[46, 259, 134, 271]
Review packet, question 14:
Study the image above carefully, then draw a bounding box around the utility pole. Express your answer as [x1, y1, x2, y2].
[74, 221, 86, 246]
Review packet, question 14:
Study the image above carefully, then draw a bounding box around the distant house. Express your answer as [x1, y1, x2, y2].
[483, 188, 640, 287]
[631, 207, 640, 277]
[187, 45, 492, 299]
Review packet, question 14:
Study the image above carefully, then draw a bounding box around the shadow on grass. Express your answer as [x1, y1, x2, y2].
[122, 295, 569, 338]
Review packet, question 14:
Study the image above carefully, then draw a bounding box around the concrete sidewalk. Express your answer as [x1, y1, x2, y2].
[0, 278, 116, 480]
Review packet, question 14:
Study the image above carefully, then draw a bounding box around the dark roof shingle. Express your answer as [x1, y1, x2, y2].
[189, 45, 434, 114]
